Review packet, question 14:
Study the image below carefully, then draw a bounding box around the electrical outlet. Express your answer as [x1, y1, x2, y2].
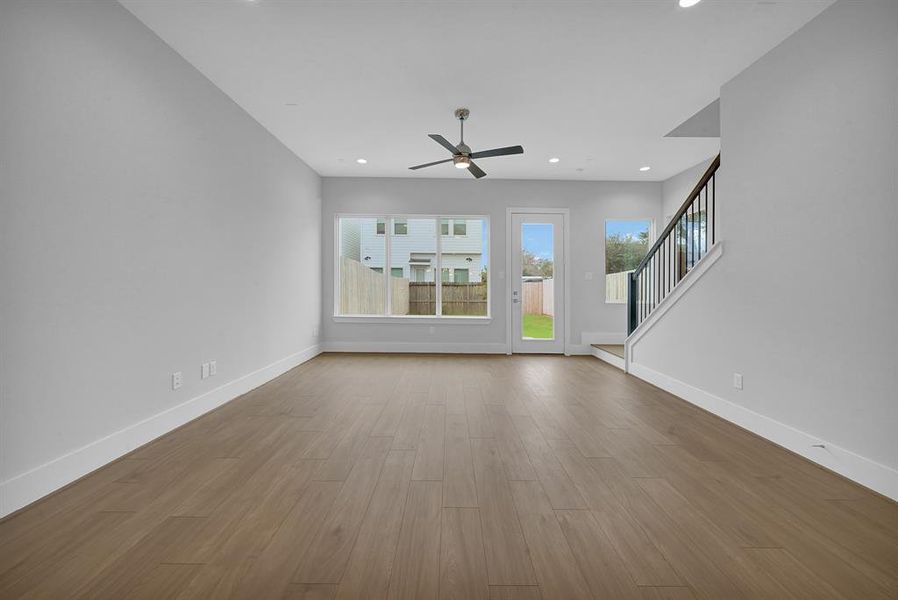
[733, 373, 743, 390]
[209, 360, 217, 376]
[201, 363, 210, 379]
[312, 327, 319, 338]
[172, 371, 183, 390]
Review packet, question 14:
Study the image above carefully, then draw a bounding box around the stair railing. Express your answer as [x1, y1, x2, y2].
[628, 154, 720, 335]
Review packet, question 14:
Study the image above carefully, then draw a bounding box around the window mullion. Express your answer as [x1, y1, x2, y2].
[435, 217, 442, 316]
[385, 216, 391, 315]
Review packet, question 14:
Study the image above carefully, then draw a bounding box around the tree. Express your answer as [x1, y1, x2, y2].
[605, 231, 649, 274]
[522, 250, 553, 278]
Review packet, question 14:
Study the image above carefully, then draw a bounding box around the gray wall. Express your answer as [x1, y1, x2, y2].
[322, 177, 662, 352]
[631, 1, 898, 489]
[661, 157, 716, 225]
[0, 0, 321, 514]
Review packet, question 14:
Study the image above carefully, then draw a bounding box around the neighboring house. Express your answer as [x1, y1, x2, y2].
[352, 218, 483, 283]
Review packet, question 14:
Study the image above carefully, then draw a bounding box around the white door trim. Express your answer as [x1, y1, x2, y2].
[505, 207, 571, 356]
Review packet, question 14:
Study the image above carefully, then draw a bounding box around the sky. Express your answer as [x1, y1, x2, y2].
[605, 219, 651, 239]
[523, 223, 554, 260]
[521, 220, 652, 262]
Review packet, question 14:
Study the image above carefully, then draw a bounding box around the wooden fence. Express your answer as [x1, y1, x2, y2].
[522, 281, 543, 314]
[605, 270, 634, 303]
[522, 279, 554, 316]
[340, 256, 409, 314]
[408, 282, 488, 316]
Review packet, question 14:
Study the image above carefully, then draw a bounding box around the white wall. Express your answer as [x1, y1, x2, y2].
[323, 177, 661, 352]
[630, 0, 898, 498]
[0, 0, 322, 516]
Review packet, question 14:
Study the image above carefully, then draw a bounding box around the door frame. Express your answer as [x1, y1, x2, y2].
[505, 207, 571, 355]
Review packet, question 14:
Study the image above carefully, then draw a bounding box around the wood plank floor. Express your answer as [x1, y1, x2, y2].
[2, 354, 897, 599]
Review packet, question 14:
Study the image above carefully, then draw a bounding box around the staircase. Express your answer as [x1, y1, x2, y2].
[593, 154, 721, 372]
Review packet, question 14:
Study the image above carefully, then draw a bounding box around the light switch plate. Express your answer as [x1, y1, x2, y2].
[172, 371, 183, 390]
[209, 360, 217, 376]
[201, 363, 210, 379]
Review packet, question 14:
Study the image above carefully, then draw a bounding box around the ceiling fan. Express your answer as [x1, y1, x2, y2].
[408, 108, 524, 179]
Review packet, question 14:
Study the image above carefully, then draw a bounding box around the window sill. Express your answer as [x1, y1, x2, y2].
[333, 315, 492, 325]
[605, 300, 627, 305]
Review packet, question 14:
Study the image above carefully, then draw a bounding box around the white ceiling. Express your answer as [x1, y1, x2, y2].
[120, 0, 832, 181]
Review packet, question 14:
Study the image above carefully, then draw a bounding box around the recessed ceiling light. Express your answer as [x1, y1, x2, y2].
[548, 157, 560, 164]
[356, 158, 367, 164]
[679, 0, 702, 7]
[639, 166, 651, 172]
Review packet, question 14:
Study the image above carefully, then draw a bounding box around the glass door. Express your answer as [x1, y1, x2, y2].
[511, 213, 564, 353]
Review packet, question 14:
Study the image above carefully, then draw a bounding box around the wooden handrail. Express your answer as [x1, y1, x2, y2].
[633, 154, 720, 277]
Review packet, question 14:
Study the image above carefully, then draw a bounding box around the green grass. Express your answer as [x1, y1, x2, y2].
[523, 313, 554, 339]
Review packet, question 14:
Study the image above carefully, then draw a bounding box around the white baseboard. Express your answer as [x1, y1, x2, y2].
[628, 362, 898, 502]
[563, 344, 592, 356]
[0, 344, 322, 518]
[591, 346, 626, 371]
[322, 341, 509, 354]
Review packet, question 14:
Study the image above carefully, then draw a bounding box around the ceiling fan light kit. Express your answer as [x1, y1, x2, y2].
[408, 108, 523, 179]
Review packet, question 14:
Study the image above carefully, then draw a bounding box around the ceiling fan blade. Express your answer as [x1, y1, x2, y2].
[468, 161, 487, 179]
[408, 158, 454, 170]
[429, 134, 461, 155]
[469, 145, 524, 159]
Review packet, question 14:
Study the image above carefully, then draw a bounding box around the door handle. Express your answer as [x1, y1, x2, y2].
[513, 299, 520, 303]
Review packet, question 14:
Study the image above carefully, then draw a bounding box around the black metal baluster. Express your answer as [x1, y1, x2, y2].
[664, 234, 668, 297]
[712, 173, 716, 246]
[651, 259, 655, 313]
[658, 250, 662, 305]
[704, 184, 708, 256]
[640, 271, 644, 324]
[691, 199, 696, 270]
[677, 215, 682, 282]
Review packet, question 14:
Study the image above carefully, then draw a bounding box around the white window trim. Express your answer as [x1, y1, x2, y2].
[334, 213, 490, 322]
[603, 217, 656, 305]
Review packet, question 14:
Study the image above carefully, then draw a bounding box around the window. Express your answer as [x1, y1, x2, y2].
[440, 219, 487, 316]
[605, 219, 652, 303]
[440, 219, 468, 237]
[336, 215, 489, 318]
[338, 217, 386, 315]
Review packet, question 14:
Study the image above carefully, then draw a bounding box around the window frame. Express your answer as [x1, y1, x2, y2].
[603, 218, 655, 305]
[334, 213, 491, 322]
